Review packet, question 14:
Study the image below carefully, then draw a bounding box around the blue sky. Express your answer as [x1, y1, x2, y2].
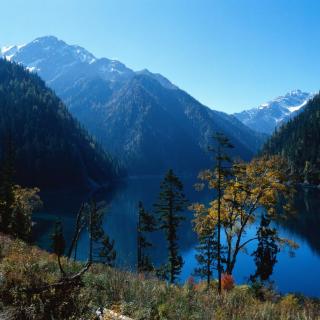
[1, 0, 320, 113]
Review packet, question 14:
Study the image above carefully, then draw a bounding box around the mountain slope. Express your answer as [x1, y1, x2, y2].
[262, 93, 320, 184]
[0, 58, 120, 188]
[234, 90, 314, 134]
[2, 36, 266, 174]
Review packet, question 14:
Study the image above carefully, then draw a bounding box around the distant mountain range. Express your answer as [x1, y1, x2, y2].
[234, 90, 315, 134]
[0, 58, 120, 188]
[1, 36, 266, 175]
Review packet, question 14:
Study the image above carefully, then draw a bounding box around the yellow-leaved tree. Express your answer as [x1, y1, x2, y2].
[191, 155, 296, 280]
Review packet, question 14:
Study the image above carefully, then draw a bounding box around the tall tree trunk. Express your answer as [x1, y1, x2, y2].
[207, 237, 211, 287]
[217, 153, 222, 294]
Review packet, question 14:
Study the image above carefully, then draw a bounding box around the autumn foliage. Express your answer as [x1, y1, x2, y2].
[221, 273, 235, 291]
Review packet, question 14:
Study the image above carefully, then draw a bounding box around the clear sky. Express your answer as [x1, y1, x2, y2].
[1, 0, 320, 113]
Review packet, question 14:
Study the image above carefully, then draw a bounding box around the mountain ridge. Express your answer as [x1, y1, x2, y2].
[0, 58, 120, 188]
[1, 36, 266, 175]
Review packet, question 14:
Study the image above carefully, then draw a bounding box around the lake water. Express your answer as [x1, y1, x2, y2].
[32, 176, 320, 297]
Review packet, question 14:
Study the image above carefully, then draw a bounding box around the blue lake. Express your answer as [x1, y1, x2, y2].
[32, 176, 320, 297]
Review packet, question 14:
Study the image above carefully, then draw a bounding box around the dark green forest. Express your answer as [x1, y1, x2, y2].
[0, 59, 121, 188]
[263, 93, 320, 184]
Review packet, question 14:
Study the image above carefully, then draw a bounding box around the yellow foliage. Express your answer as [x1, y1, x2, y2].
[190, 155, 295, 274]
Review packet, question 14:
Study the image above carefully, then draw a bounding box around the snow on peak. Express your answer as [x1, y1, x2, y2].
[1, 45, 15, 54]
[1, 43, 26, 61]
[287, 100, 308, 113]
[1, 45, 18, 60]
[255, 90, 313, 112]
[234, 90, 315, 134]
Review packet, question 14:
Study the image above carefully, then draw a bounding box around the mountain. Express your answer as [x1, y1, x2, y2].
[262, 93, 320, 184]
[234, 90, 314, 135]
[0, 58, 120, 188]
[1, 36, 266, 174]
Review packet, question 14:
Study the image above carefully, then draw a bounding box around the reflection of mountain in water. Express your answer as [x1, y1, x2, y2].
[280, 188, 320, 255]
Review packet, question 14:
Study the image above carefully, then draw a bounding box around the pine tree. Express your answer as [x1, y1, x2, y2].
[250, 214, 279, 283]
[137, 201, 156, 273]
[87, 200, 117, 267]
[99, 235, 116, 267]
[209, 133, 233, 293]
[193, 223, 218, 287]
[154, 169, 188, 283]
[51, 221, 66, 275]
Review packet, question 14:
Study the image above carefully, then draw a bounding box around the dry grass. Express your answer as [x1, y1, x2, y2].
[0, 235, 319, 320]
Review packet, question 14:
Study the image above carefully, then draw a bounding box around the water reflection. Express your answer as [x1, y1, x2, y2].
[32, 177, 320, 296]
[279, 188, 320, 255]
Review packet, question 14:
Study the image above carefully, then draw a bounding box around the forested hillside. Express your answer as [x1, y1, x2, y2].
[0, 59, 121, 188]
[3, 36, 266, 175]
[263, 93, 320, 184]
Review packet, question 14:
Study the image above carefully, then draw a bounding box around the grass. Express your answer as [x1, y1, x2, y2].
[0, 234, 319, 320]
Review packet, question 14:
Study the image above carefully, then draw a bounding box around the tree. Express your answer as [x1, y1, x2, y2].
[99, 235, 116, 267]
[193, 133, 233, 293]
[193, 213, 218, 287]
[154, 169, 188, 283]
[192, 156, 295, 282]
[210, 133, 233, 293]
[219, 156, 294, 275]
[89, 200, 105, 261]
[51, 221, 66, 276]
[221, 156, 294, 274]
[67, 203, 86, 260]
[137, 201, 156, 273]
[0, 133, 42, 241]
[31, 201, 110, 294]
[250, 214, 279, 283]
[10, 185, 42, 241]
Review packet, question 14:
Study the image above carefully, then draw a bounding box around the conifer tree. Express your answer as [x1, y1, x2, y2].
[154, 169, 188, 283]
[193, 221, 218, 287]
[99, 234, 116, 267]
[137, 201, 156, 273]
[209, 133, 233, 293]
[250, 214, 279, 283]
[51, 221, 66, 275]
[87, 200, 117, 267]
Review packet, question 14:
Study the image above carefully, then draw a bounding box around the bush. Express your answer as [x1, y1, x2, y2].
[221, 273, 234, 291]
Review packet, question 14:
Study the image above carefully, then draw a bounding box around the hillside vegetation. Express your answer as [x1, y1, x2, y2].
[263, 93, 320, 185]
[0, 234, 319, 320]
[0, 59, 121, 189]
[4, 36, 266, 175]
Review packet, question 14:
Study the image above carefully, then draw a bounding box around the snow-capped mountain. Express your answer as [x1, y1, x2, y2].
[234, 90, 315, 134]
[0, 36, 176, 91]
[1, 36, 266, 174]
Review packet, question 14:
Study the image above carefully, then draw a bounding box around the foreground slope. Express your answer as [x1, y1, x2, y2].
[2, 36, 266, 174]
[262, 93, 320, 184]
[1, 234, 320, 319]
[0, 59, 120, 188]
